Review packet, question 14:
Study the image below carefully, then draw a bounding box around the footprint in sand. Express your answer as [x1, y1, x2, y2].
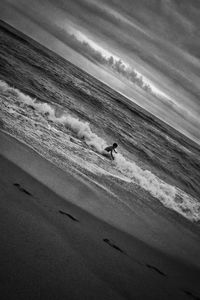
[183, 290, 200, 300]
[59, 210, 79, 222]
[13, 183, 32, 196]
[146, 264, 166, 277]
[103, 238, 125, 254]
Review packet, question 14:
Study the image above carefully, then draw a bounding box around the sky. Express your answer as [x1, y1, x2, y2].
[1, 0, 200, 144]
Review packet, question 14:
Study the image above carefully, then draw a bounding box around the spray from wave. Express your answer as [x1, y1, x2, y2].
[0, 80, 107, 152]
[1, 80, 200, 221]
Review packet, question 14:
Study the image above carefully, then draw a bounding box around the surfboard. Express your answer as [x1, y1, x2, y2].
[93, 150, 112, 161]
[102, 150, 112, 160]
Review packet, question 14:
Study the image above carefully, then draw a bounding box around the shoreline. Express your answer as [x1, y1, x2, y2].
[1, 130, 200, 258]
[0, 130, 200, 299]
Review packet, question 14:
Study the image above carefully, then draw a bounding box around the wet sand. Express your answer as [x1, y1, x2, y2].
[0, 131, 200, 300]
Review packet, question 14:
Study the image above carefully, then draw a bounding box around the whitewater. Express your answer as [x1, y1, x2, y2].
[1, 80, 199, 222]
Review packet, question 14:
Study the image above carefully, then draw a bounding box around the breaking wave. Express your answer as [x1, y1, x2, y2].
[1, 80, 200, 221]
[115, 153, 176, 201]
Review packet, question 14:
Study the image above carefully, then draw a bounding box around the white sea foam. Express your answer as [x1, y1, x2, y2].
[1, 80, 200, 221]
[114, 153, 176, 200]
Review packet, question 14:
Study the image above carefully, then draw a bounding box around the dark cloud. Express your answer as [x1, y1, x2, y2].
[45, 0, 200, 102]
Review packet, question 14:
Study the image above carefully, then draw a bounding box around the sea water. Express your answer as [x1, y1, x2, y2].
[0, 22, 200, 223]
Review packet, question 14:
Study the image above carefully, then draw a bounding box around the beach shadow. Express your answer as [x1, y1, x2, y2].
[146, 264, 166, 277]
[13, 183, 32, 196]
[183, 290, 200, 300]
[103, 238, 125, 254]
[59, 210, 79, 222]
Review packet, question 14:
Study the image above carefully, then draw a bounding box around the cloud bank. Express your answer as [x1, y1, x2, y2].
[67, 32, 153, 93]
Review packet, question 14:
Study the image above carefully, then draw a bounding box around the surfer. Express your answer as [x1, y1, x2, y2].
[104, 143, 118, 160]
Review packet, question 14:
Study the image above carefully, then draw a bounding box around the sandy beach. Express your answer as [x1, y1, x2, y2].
[0, 130, 199, 300]
[0, 4, 200, 298]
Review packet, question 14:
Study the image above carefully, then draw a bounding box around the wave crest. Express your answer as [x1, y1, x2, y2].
[1, 80, 200, 222]
[115, 153, 176, 201]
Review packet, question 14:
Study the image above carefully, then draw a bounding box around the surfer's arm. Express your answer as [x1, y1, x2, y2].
[114, 149, 117, 153]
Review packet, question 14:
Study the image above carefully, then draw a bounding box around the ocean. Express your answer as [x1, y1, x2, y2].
[0, 20, 200, 224]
